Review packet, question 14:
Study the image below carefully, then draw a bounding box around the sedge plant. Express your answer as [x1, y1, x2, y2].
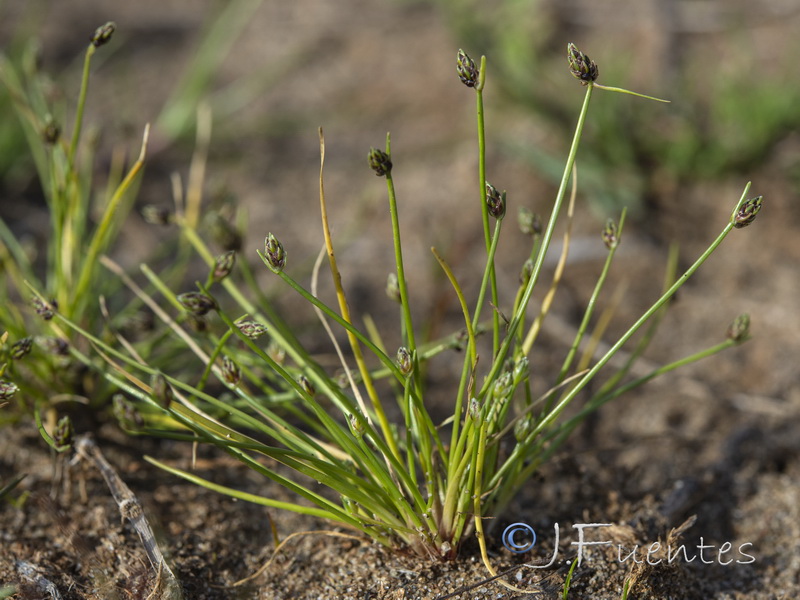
[0, 23, 153, 426]
[0, 16, 269, 431]
[46, 43, 762, 577]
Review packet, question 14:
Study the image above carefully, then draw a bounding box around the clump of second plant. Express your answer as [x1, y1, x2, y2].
[0, 18, 254, 435]
[0, 22, 155, 428]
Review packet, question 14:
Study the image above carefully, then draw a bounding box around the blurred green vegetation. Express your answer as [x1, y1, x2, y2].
[0, 4, 266, 423]
[408, 0, 800, 217]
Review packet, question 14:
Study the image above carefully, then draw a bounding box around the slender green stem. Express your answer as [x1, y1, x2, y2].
[471, 218, 503, 332]
[319, 131, 400, 464]
[68, 44, 96, 167]
[563, 338, 738, 435]
[49, 155, 68, 307]
[431, 247, 477, 366]
[480, 84, 595, 398]
[260, 253, 405, 383]
[473, 56, 501, 354]
[595, 243, 679, 398]
[384, 134, 416, 354]
[557, 209, 626, 384]
[447, 344, 473, 470]
[593, 83, 670, 103]
[70, 125, 150, 315]
[197, 329, 233, 391]
[527, 182, 751, 438]
[476, 56, 489, 251]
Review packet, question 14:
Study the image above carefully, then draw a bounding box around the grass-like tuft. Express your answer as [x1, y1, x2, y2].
[0, 13, 266, 432]
[27, 43, 762, 590]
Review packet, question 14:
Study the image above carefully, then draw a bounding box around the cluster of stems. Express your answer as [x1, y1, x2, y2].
[0, 22, 153, 416]
[45, 44, 761, 572]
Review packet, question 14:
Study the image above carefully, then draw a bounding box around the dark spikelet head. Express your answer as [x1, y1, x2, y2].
[53, 416, 74, 451]
[457, 49, 479, 87]
[237, 321, 268, 339]
[518, 207, 542, 236]
[91, 22, 116, 47]
[187, 314, 207, 332]
[733, 196, 763, 229]
[368, 148, 392, 177]
[299, 375, 316, 397]
[11, 337, 33, 360]
[208, 212, 243, 251]
[178, 292, 217, 316]
[112, 394, 144, 430]
[396, 347, 413, 376]
[38, 337, 70, 356]
[32, 297, 57, 320]
[222, 356, 241, 386]
[567, 42, 599, 84]
[141, 205, 172, 226]
[726, 313, 751, 343]
[602, 218, 619, 249]
[486, 182, 506, 220]
[212, 251, 237, 282]
[0, 379, 19, 400]
[42, 115, 60, 145]
[264, 233, 287, 273]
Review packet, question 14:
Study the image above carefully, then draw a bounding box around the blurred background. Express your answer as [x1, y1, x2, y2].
[2, 0, 799, 408]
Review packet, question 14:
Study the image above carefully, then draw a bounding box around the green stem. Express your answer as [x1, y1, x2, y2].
[431, 248, 477, 366]
[384, 134, 416, 355]
[555, 209, 626, 386]
[471, 218, 503, 332]
[500, 337, 740, 502]
[564, 338, 738, 435]
[447, 344, 473, 469]
[480, 84, 595, 398]
[595, 244, 679, 399]
[69, 125, 150, 315]
[197, 329, 233, 391]
[593, 83, 670, 103]
[473, 56, 500, 354]
[528, 182, 751, 438]
[68, 44, 96, 167]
